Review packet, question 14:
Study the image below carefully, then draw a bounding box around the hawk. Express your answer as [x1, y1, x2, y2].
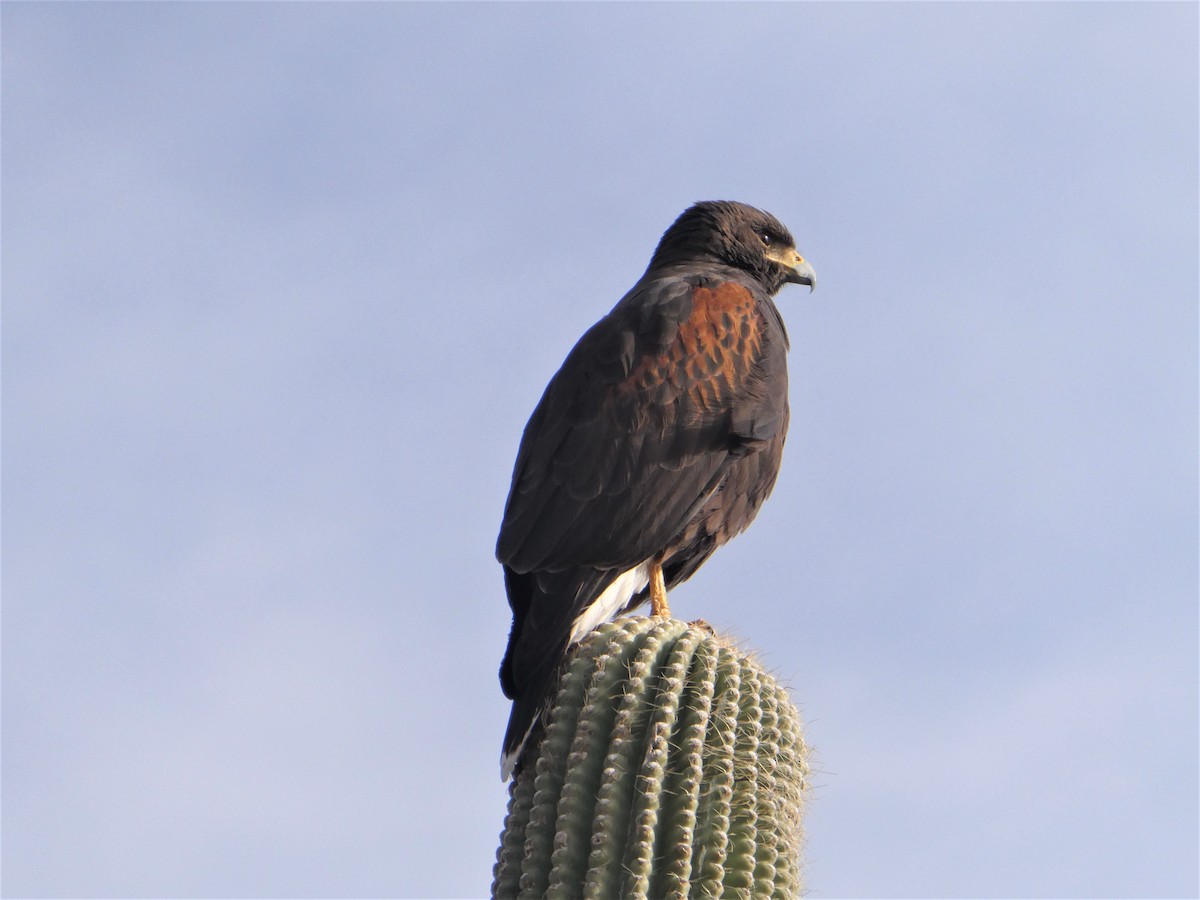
[496, 201, 815, 779]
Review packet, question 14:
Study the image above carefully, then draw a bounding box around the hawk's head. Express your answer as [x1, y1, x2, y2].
[647, 200, 816, 294]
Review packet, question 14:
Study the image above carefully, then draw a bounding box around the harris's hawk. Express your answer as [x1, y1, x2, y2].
[497, 201, 815, 779]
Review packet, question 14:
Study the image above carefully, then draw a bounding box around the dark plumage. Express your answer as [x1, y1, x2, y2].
[496, 201, 816, 779]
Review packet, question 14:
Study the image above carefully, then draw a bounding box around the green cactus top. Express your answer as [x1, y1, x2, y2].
[493, 617, 809, 900]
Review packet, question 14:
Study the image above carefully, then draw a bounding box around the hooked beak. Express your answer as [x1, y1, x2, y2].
[784, 255, 816, 292]
[766, 245, 816, 292]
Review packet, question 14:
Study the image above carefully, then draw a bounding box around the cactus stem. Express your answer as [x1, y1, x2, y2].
[493, 617, 809, 900]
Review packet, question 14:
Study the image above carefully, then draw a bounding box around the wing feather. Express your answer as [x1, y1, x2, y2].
[497, 273, 783, 576]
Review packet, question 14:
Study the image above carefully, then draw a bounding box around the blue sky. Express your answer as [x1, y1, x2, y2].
[3, 3, 1196, 898]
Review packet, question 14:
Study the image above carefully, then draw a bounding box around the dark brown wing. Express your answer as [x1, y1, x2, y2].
[496, 273, 786, 575]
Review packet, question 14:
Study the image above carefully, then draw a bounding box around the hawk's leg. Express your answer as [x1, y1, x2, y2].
[649, 559, 670, 618]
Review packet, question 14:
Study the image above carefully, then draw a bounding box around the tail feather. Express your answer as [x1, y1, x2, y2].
[500, 667, 559, 780]
[498, 563, 650, 780]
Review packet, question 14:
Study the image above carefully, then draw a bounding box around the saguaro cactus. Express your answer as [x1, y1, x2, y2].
[492, 617, 809, 899]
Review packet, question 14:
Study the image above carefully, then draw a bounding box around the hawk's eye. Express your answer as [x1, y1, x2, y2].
[760, 232, 772, 246]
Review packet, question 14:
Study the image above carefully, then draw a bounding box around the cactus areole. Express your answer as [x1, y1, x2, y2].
[492, 618, 810, 900]
[495, 201, 815, 778]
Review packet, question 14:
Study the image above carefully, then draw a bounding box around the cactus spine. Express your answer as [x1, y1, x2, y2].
[493, 617, 809, 899]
